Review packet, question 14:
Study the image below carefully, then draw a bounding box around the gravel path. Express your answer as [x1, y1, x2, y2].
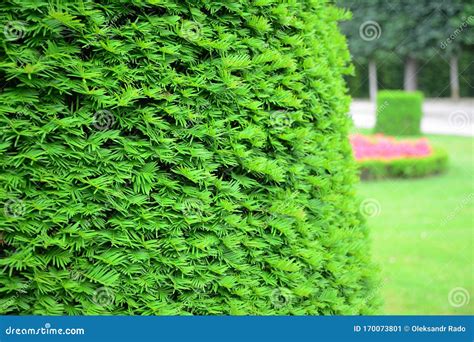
[349, 99, 474, 137]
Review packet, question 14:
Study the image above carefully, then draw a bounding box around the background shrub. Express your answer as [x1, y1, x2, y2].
[375, 91, 424, 136]
[0, 0, 378, 315]
[357, 147, 448, 180]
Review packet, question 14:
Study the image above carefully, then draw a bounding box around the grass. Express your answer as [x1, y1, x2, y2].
[354, 131, 473, 314]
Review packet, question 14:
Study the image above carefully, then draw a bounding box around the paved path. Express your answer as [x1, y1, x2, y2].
[349, 99, 474, 137]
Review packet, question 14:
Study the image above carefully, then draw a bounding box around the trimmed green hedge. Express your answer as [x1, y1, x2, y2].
[357, 147, 448, 180]
[0, 1, 378, 315]
[375, 91, 424, 136]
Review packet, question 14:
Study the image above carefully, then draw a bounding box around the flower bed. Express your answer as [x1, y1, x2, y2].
[350, 134, 448, 179]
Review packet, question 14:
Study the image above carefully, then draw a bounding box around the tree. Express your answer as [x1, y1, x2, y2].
[341, 0, 472, 97]
[385, 0, 464, 92]
[339, 0, 391, 101]
[444, 0, 474, 99]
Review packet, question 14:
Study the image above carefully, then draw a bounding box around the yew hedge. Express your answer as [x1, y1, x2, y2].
[0, 0, 378, 315]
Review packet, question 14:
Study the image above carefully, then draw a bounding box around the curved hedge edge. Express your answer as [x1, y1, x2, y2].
[357, 146, 448, 180]
[0, 1, 380, 315]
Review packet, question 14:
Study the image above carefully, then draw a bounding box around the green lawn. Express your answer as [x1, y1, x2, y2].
[355, 132, 473, 314]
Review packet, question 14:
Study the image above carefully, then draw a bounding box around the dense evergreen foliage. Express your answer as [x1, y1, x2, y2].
[0, 0, 378, 315]
[375, 91, 423, 136]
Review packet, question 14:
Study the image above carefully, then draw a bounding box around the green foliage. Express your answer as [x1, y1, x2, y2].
[357, 147, 448, 180]
[0, 0, 378, 315]
[340, 0, 474, 98]
[385, 0, 464, 59]
[459, 2, 474, 47]
[337, 0, 390, 61]
[375, 91, 424, 136]
[346, 51, 474, 98]
[339, 0, 468, 60]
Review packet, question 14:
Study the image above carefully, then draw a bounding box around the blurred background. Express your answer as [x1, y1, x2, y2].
[337, 0, 473, 315]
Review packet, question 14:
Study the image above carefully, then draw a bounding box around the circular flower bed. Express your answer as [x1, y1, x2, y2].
[350, 134, 448, 179]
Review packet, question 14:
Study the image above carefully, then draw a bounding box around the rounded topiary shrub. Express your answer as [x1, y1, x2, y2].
[375, 91, 424, 136]
[0, 1, 378, 315]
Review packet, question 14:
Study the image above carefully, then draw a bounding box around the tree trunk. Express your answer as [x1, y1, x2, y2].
[404, 56, 418, 91]
[450, 55, 460, 99]
[368, 58, 378, 102]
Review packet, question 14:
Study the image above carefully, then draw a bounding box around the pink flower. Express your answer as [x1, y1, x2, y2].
[350, 134, 432, 161]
